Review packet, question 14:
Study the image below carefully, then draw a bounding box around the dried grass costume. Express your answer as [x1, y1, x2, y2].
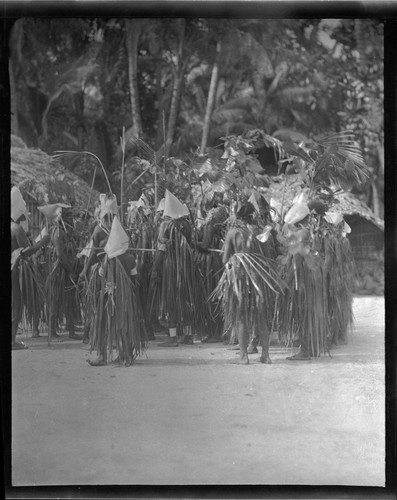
[150, 217, 196, 330]
[149, 191, 210, 345]
[84, 217, 146, 366]
[213, 209, 284, 364]
[195, 206, 229, 341]
[11, 187, 49, 348]
[45, 214, 81, 338]
[127, 204, 156, 340]
[278, 215, 355, 359]
[11, 222, 47, 346]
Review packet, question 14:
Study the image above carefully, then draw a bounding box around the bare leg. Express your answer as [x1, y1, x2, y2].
[259, 323, 272, 364]
[49, 313, 63, 341]
[236, 320, 249, 364]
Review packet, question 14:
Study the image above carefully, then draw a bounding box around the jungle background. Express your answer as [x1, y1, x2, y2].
[8, 17, 384, 295]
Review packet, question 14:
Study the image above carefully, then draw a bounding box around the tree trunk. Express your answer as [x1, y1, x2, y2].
[9, 57, 19, 136]
[200, 41, 221, 155]
[125, 19, 143, 139]
[155, 59, 166, 149]
[165, 19, 186, 156]
[354, 19, 366, 71]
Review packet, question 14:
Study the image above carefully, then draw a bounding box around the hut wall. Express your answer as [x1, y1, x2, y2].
[347, 220, 384, 296]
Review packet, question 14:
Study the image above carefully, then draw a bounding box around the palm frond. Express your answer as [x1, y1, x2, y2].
[317, 131, 368, 171]
[53, 150, 112, 193]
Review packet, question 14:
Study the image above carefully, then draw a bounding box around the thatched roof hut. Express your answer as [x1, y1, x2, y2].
[263, 174, 384, 295]
[11, 145, 100, 210]
[263, 174, 384, 232]
[11, 144, 101, 238]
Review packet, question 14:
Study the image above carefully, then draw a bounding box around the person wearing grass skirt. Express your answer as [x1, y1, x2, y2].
[38, 204, 82, 341]
[195, 205, 229, 343]
[149, 190, 204, 347]
[127, 195, 156, 340]
[278, 198, 354, 360]
[11, 187, 50, 349]
[82, 194, 146, 366]
[213, 202, 284, 364]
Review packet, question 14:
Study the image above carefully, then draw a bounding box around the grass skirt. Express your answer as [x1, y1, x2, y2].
[149, 224, 209, 330]
[212, 252, 282, 343]
[19, 258, 46, 330]
[194, 234, 224, 338]
[86, 257, 146, 365]
[45, 259, 81, 330]
[278, 232, 355, 356]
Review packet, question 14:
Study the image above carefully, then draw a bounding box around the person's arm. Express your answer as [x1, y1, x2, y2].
[13, 224, 50, 257]
[21, 235, 51, 257]
[117, 252, 138, 279]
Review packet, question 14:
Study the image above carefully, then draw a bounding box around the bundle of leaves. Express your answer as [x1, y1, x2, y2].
[212, 251, 284, 340]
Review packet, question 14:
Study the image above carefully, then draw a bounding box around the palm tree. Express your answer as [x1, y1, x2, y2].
[125, 18, 143, 139]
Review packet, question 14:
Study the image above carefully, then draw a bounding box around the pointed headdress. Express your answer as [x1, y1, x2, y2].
[163, 190, 189, 219]
[11, 186, 28, 222]
[104, 216, 130, 259]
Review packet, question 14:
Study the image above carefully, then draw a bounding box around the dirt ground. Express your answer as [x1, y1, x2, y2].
[11, 296, 385, 487]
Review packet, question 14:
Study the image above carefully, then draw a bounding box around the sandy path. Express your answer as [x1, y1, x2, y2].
[11, 296, 385, 486]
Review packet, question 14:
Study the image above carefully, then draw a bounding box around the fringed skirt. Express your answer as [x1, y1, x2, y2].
[278, 253, 330, 357]
[45, 259, 81, 330]
[194, 243, 224, 338]
[324, 236, 355, 344]
[212, 252, 281, 343]
[19, 258, 46, 329]
[86, 257, 146, 365]
[149, 230, 209, 330]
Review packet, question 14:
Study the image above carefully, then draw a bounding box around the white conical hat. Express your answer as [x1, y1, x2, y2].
[104, 216, 129, 259]
[284, 200, 310, 225]
[99, 193, 118, 219]
[156, 198, 165, 212]
[324, 211, 343, 225]
[163, 190, 189, 219]
[11, 187, 27, 222]
[38, 203, 70, 222]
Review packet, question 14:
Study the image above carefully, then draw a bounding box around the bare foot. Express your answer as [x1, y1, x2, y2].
[12, 341, 28, 350]
[86, 358, 106, 366]
[260, 355, 272, 364]
[286, 352, 311, 361]
[239, 353, 249, 364]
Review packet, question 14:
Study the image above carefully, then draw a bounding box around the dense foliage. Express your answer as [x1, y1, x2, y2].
[10, 18, 384, 216]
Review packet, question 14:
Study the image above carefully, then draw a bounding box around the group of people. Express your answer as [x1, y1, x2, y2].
[11, 182, 354, 365]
